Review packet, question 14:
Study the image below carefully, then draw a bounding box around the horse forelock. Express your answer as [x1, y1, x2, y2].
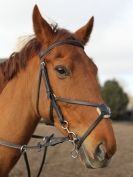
[14, 35, 35, 52]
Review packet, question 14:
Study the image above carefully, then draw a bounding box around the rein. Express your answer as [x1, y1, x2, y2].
[0, 39, 111, 177]
[0, 133, 68, 177]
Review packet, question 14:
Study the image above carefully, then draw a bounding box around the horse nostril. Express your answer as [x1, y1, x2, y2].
[95, 143, 106, 162]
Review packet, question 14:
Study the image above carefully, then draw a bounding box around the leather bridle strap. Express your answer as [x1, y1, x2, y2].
[55, 96, 100, 107]
[41, 62, 65, 123]
[0, 134, 69, 177]
[76, 105, 110, 149]
[39, 39, 84, 59]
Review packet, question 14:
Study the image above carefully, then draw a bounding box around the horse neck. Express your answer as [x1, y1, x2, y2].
[0, 56, 40, 144]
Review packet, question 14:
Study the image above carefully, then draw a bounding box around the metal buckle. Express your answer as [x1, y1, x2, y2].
[20, 145, 27, 153]
[40, 61, 46, 67]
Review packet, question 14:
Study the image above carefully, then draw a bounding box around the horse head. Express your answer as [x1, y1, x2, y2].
[32, 5, 116, 169]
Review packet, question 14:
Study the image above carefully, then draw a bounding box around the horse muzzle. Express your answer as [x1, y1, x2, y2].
[79, 143, 111, 169]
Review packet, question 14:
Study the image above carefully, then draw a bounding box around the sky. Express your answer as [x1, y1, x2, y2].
[0, 0, 133, 95]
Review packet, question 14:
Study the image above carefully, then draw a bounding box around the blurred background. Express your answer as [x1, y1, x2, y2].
[0, 0, 133, 177]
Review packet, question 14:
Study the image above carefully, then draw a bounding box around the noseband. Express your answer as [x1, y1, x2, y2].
[36, 39, 111, 157]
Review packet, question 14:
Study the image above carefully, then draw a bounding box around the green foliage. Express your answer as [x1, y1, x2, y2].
[101, 80, 129, 120]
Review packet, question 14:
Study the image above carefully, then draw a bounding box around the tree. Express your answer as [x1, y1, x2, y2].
[101, 80, 129, 120]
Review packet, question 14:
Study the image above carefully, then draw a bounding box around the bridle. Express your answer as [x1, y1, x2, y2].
[36, 39, 111, 157]
[0, 39, 111, 177]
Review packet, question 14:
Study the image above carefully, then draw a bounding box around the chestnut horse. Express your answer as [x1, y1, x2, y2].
[0, 5, 116, 177]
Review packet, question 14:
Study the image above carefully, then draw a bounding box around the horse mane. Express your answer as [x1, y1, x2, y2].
[0, 38, 41, 82]
[0, 25, 73, 93]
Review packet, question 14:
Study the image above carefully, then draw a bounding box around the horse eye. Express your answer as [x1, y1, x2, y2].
[55, 65, 70, 78]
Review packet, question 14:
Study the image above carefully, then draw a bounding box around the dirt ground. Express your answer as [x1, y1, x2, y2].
[9, 122, 133, 177]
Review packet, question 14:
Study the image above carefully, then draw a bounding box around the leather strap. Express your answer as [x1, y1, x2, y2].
[39, 39, 84, 59]
[55, 96, 100, 107]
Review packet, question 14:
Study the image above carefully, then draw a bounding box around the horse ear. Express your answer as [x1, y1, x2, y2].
[32, 5, 53, 47]
[74, 16, 94, 45]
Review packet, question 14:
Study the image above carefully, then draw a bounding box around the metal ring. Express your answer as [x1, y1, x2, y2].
[42, 137, 46, 142]
[53, 93, 57, 98]
[61, 120, 69, 130]
[71, 145, 79, 159]
[68, 131, 77, 141]
[40, 61, 45, 66]
[20, 145, 27, 153]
